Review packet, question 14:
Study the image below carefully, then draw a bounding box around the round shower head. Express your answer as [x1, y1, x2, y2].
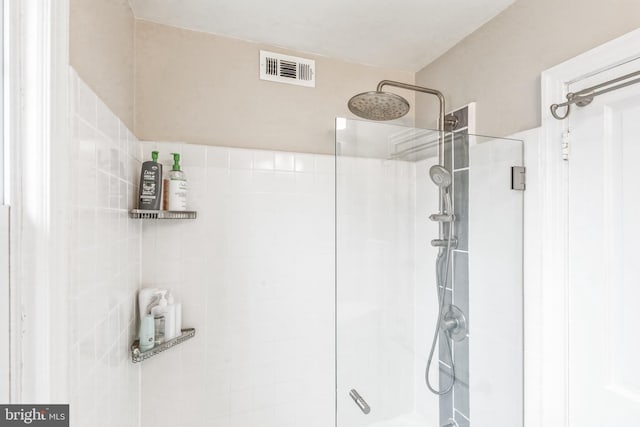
[348, 91, 410, 121]
[429, 165, 452, 188]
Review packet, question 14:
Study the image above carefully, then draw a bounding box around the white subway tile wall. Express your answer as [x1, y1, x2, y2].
[67, 71, 522, 427]
[69, 69, 141, 427]
[140, 143, 335, 427]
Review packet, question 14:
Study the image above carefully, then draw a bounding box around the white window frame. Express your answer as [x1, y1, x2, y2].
[5, 0, 70, 402]
[0, 203, 7, 403]
[0, 0, 5, 204]
[0, 0, 9, 404]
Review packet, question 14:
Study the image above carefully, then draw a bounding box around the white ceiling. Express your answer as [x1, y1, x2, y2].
[129, 0, 516, 71]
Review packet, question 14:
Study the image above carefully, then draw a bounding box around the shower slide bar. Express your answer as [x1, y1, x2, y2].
[550, 69, 640, 120]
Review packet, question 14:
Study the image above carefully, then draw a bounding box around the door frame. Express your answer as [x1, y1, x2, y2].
[534, 28, 640, 427]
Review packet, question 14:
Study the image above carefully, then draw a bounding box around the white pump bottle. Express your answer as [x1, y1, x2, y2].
[151, 290, 169, 344]
[164, 291, 177, 341]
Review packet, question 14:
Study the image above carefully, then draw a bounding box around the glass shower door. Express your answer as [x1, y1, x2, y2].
[335, 118, 524, 427]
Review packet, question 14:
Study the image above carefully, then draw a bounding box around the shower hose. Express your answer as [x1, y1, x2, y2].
[424, 218, 456, 395]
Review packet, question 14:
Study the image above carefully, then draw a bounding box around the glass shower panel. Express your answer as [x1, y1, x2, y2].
[335, 118, 523, 427]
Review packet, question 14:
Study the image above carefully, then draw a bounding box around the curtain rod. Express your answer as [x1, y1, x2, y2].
[550, 69, 640, 120]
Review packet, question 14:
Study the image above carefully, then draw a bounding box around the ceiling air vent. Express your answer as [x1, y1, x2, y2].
[260, 50, 315, 88]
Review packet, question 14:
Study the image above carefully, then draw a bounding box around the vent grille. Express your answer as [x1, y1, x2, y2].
[260, 50, 315, 87]
[266, 57, 278, 76]
[299, 63, 312, 81]
[279, 60, 297, 79]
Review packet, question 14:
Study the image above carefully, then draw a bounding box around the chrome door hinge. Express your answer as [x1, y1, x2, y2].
[562, 130, 571, 161]
[511, 166, 526, 191]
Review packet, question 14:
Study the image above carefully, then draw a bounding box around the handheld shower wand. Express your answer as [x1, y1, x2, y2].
[429, 165, 454, 221]
[425, 165, 456, 395]
[429, 165, 452, 188]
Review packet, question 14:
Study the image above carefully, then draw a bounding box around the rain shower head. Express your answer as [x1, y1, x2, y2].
[429, 165, 452, 188]
[347, 91, 410, 121]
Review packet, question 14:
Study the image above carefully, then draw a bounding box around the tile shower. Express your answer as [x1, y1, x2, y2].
[69, 70, 522, 427]
[71, 68, 336, 427]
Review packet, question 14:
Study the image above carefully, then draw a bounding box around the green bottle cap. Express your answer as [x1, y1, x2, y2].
[171, 153, 181, 171]
[151, 151, 159, 162]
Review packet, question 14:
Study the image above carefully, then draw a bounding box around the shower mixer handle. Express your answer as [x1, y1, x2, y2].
[441, 317, 459, 332]
[441, 305, 468, 342]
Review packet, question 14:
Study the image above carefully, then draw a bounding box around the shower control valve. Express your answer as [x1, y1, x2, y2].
[441, 305, 468, 342]
[441, 316, 459, 332]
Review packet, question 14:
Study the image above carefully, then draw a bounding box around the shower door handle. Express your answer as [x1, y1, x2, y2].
[349, 389, 371, 414]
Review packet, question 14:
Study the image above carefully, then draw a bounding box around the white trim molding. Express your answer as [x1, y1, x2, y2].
[536, 28, 640, 427]
[6, 0, 70, 402]
[0, 206, 9, 402]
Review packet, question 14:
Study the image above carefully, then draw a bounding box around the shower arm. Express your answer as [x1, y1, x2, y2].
[376, 80, 457, 244]
[376, 80, 452, 167]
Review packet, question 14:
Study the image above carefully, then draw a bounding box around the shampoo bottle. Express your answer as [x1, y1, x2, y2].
[167, 153, 188, 211]
[151, 290, 169, 345]
[164, 291, 177, 341]
[138, 151, 163, 210]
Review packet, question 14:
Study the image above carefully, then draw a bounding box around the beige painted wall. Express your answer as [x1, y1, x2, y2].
[134, 20, 415, 155]
[415, 0, 640, 137]
[72, 0, 637, 150]
[70, 0, 135, 129]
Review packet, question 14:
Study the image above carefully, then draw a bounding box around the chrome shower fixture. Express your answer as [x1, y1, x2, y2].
[347, 91, 410, 121]
[429, 164, 454, 222]
[431, 237, 458, 248]
[429, 213, 453, 223]
[429, 165, 452, 188]
[347, 80, 459, 135]
[440, 305, 468, 342]
[347, 80, 464, 396]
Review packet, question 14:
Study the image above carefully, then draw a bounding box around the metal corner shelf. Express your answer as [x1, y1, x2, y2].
[129, 209, 197, 219]
[131, 328, 196, 363]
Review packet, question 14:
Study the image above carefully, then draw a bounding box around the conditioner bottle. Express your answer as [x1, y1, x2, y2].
[167, 153, 188, 211]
